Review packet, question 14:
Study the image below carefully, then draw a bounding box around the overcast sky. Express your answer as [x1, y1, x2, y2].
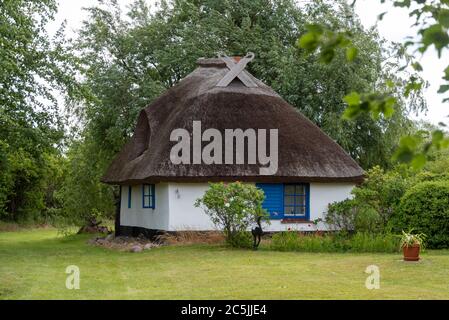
[48, 0, 449, 126]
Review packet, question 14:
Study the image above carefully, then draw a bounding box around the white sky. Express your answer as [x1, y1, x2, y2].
[48, 0, 449, 126]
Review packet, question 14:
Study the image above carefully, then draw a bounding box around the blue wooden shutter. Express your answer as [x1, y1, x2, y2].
[256, 183, 284, 219]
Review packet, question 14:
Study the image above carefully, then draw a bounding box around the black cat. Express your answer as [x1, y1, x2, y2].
[251, 216, 263, 249]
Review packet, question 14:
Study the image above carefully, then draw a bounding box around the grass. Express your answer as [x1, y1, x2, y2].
[1, 228, 449, 299]
[270, 231, 400, 253]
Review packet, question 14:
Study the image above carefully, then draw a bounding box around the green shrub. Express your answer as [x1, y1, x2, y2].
[269, 232, 341, 252]
[354, 206, 383, 233]
[324, 166, 410, 234]
[350, 232, 399, 253]
[390, 180, 449, 249]
[325, 199, 357, 232]
[227, 231, 253, 249]
[351, 166, 408, 228]
[195, 182, 267, 248]
[326, 200, 382, 234]
[270, 231, 399, 253]
[269, 230, 301, 251]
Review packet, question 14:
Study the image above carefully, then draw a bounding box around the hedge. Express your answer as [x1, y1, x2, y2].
[390, 180, 449, 249]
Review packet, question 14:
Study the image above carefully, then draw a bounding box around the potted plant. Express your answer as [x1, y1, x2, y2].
[400, 230, 426, 261]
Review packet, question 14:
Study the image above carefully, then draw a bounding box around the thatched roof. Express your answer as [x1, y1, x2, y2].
[102, 57, 364, 184]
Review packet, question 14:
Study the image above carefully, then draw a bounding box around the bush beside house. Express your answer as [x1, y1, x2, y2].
[194, 182, 268, 248]
[391, 181, 449, 249]
[320, 163, 449, 251]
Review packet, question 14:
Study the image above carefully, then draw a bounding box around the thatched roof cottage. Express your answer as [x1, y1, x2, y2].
[102, 54, 364, 236]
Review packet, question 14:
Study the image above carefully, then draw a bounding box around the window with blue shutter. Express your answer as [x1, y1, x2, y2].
[256, 184, 284, 219]
[256, 183, 310, 220]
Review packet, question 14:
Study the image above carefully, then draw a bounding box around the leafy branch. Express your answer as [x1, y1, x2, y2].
[298, 0, 449, 169]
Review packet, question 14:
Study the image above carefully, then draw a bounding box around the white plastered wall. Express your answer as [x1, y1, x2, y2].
[167, 183, 216, 231]
[120, 182, 355, 231]
[120, 183, 170, 230]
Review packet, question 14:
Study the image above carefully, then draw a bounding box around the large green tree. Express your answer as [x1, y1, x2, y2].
[0, 0, 76, 222]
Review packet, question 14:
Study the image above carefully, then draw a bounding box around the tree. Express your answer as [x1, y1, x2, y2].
[56, 137, 115, 229]
[269, 1, 424, 168]
[298, 0, 449, 168]
[0, 0, 77, 222]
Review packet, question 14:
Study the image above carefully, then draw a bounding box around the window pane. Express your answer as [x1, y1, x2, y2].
[284, 196, 295, 206]
[295, 206, 305, 216]
[144, 196, 150, 207]
[284, 185, 295, 195]
[295, 195, 305, 206]
[282, 184, 308, 217]
[284, 206, 295, 215]
[295, 184, 305, 194]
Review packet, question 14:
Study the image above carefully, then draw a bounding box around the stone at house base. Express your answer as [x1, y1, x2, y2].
[105, 233, 115, 241]
[88, 234, 161, 251]
[144, 243, 155, 250]
[130, 245, 143, 253]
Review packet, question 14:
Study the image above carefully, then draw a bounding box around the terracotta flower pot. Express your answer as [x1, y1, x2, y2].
[402, 244, 420, 261]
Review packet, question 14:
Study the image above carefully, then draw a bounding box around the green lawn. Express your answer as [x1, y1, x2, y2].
[1, 228, 449, 299]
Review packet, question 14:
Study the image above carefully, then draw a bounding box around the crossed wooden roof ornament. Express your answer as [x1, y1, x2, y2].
[216, 52, 258, 88]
